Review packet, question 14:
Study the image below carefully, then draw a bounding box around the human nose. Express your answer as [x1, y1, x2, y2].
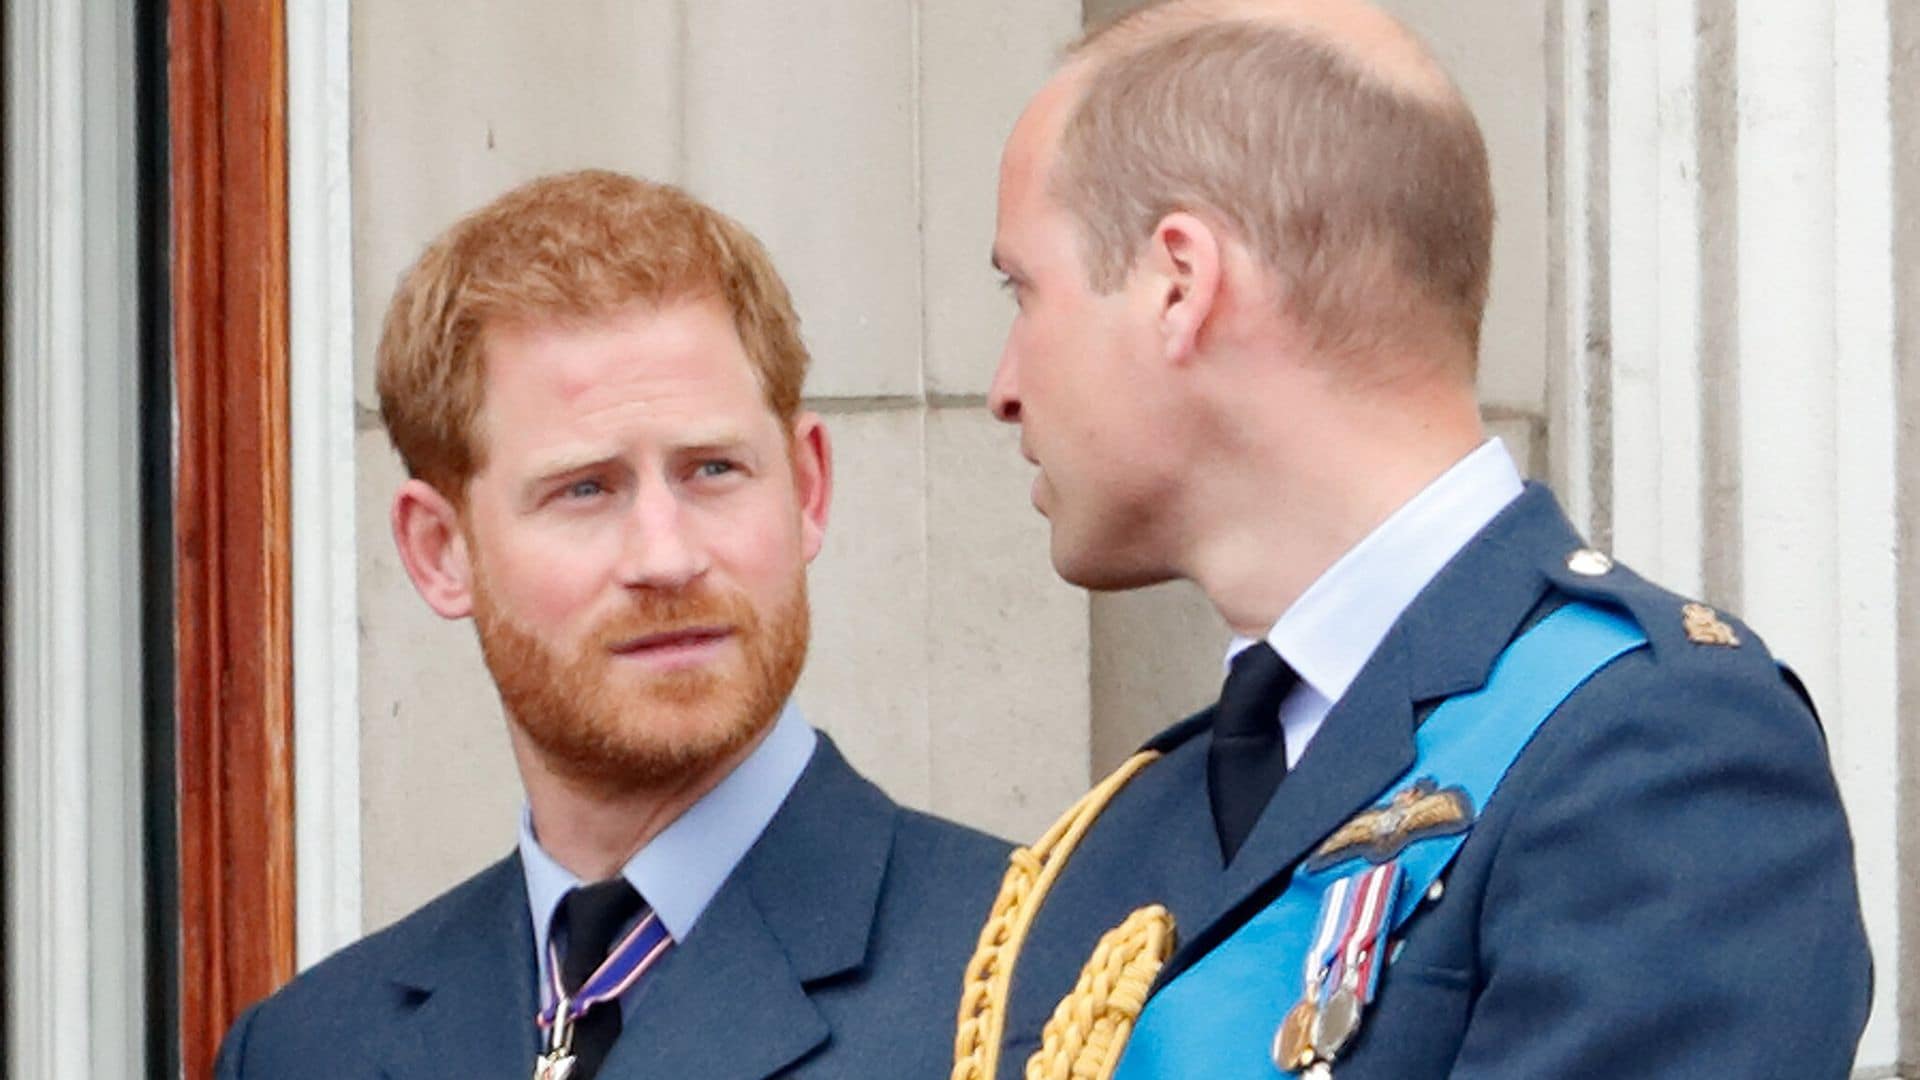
[613, 480, 708, 590]
[988, 344, 1022, 424]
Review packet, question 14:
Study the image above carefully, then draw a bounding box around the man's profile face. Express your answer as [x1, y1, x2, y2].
[457, 298, 824, 792]
[987, 79, 1182, 591]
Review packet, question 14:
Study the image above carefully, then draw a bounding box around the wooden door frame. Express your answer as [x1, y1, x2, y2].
[169, 1, 298, 1076]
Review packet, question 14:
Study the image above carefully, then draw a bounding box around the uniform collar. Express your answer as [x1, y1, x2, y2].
[518, 702, 817, 961]
[1227, 437, 1524, 706]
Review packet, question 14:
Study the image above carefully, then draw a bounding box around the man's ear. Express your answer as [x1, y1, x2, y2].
[1144, 211, 1223, 364]
[788, 412, 833, 563]
[391, 478, 476, 619]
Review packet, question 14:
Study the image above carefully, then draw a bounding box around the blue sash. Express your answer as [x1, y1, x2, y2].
[1114, 603, 1647, 1078]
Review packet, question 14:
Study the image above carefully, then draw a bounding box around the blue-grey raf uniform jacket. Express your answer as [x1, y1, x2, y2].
[996, 484, 1872, 1079]
[216, 736, 1009, 1080]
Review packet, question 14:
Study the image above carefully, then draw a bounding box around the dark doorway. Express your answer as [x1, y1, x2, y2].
[136, 1, 179, 1076]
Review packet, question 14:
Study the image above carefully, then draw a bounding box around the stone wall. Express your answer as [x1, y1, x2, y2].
[352, 5, 1913, 1074]
[353, 0, 1553, 915]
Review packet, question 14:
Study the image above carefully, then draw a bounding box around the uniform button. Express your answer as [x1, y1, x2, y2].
[1566, 548, 1614, 576]
[1426, 880, 1446, 903]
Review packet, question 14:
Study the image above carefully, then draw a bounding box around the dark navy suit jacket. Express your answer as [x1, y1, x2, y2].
[998, 485, 1872, 1078]
[217, 736, 1008, 1079]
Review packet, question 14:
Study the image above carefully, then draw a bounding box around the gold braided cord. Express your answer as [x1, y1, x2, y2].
[951, 751, 1165, 1080]
[1024, 904, 1174, 1080]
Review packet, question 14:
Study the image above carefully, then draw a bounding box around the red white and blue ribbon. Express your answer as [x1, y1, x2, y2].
[1304, 873, 1354, 1000]
[1321, 860, 1403, 1009]
[536, 908, 674, 1030]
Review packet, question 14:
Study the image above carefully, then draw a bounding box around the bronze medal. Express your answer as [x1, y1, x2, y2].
[1272, 998, 1320, 1071]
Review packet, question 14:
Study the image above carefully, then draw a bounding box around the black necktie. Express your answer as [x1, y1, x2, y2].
[1207, 641, 1298, 863]
[557, 879, 645, 1080]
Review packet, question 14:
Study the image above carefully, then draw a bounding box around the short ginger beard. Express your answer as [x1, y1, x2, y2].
[471, 570, 810, 797]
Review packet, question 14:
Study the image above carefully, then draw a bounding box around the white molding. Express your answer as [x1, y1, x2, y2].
[1730, 5, 1901, 1067]
[1735, 4, 1840, 695]
[1604, 0, 1706, 596]
[1561, 5, 1904, 1066]
[1548, 0, 1602, 538]
[4, 0, 146, 1075]
[1829, 0, 1901, 1066]
[288, 0, 364, 969]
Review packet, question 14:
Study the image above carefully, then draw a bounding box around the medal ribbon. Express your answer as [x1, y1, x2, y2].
[1303, 874, 1353, 1002]
[1114, 604, 1650, 1080]
[1322, 860, 1402, 1010]
[536, 908, 674, 1030]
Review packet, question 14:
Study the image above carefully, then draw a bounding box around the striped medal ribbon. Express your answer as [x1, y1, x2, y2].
[533, 908, 673, 1078]
[1312, 860, 1404, 1067]
[1273, 861, 1405, 1075]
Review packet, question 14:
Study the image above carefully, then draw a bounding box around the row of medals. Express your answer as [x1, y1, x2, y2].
[1272, 958, 1365, 1079]
[1271, 874, 1443, 1076]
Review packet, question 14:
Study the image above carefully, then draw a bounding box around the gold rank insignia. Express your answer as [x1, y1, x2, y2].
[1681, 603, 1740, 647]
[1306, 778, 1476, 872]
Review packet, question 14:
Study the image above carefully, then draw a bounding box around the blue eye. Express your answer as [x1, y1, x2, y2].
[565, 478, 606, 499]
[696, 460, 736, 479]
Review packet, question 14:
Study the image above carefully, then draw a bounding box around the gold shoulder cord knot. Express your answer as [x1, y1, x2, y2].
[951, 751, 1176, 1080]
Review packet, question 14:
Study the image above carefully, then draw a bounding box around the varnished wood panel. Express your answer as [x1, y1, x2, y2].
[170, 0, 297, 1075]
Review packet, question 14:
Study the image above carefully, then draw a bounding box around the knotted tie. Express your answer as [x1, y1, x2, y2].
[1206, 641, 1298, 863]
[557, 879, 646, 1080]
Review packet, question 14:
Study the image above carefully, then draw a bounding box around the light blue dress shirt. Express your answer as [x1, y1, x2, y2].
[518, 701, 817, 1015]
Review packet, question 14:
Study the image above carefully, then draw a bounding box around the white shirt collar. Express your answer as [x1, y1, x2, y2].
[519, 701, 817, 963]
[1227, 437, 1525, 709]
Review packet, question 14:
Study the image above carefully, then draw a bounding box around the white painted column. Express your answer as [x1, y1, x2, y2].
[1735, 6, 1902, 1066]
[1822, 1, 1903, 1070]
[1549, 0, 1606, 539]
[288, 0, 364, 969]
[1605, 0, 1707, 596]
[1557, 1, 1905, 1070]
[4, 0, 146, 1076]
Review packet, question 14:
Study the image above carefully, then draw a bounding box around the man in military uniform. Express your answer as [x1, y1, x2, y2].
[953, 1, 1873, 1076]
[218, 172, 1007, 1080]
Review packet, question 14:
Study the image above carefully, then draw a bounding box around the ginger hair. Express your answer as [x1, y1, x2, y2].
[376, 169, 810, 499]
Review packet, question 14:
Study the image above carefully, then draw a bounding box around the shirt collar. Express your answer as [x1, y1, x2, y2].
[1226, 438, 1524, 704]
[520, 701, 817, 960]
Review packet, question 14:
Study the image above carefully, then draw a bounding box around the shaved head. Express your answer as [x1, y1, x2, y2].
[1032, 0, 1494, 367]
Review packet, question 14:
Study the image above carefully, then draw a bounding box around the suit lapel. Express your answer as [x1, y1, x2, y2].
[384, 856, 542, 1080]
[1167, 485, 1580, 979]
[599, 735, 895, 1080]
[600, 881, 831, 1079]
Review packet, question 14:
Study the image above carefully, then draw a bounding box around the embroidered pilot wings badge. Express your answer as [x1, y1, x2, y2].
[1305, 778, 1476, 872]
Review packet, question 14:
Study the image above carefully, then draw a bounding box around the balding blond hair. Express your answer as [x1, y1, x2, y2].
[1054, 2, 1494, 363]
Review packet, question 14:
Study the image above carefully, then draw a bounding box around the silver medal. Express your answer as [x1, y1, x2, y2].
[534, 995, 577, 1080]
[1312, 986, 1362, 1060]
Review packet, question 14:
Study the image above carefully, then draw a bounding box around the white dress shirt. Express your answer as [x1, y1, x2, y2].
[1224, 438, 1525, 766]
